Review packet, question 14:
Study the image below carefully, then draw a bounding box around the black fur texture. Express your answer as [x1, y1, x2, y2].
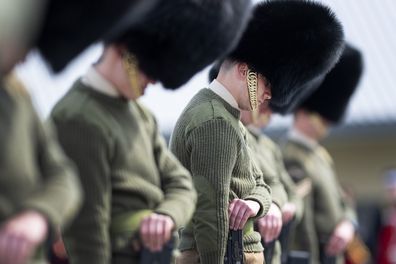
[114, 0, 253, 89]
[208, 61, 222, 83]
[228, 0, 345, 114]
[37, 0, 159, 72]
[299, 44, 364, 123]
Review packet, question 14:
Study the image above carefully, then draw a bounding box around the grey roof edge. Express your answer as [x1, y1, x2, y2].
[264, 120, 396, 143]
[162, 120, 396, 144]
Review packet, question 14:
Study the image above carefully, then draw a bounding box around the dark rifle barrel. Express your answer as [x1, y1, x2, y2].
[224, 229, 244, 264]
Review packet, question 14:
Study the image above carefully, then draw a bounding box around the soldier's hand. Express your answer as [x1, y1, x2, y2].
[325, 219, 355, 256]
[228, 199, 260, 230]
[257, 203, 283, 243]
[0, 210, 48, 264]
[139, 213, 174, 252]
[52, 236, 68, 259]
[282, 202, 297, 224]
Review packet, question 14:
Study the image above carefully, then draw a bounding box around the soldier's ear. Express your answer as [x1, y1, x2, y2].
[236, 63, 249, 80]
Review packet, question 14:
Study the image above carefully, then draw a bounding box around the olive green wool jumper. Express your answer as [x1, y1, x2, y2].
[51, 80, 196, 264]
[247, 129, 287, 209]
[0, 76, 82, 264]
[170, 88, 272, 264]
[281, 132, 357, 264]
[247, 129, 304, 264]
[247, 130, 303, 220]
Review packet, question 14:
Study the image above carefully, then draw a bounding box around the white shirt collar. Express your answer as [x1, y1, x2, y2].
[81, 66, 119, 97]
[288, 127, 318, 149]
[209, 79, 239, 110]
[247, 124, 262, 136]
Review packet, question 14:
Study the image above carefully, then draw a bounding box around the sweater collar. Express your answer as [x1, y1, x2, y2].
[247, 125, 262, 139]
[204, 89, 240, 119]
[82, 66, 120, 97]
[209, 79, 239, 110]
[288, 128, 318, 150]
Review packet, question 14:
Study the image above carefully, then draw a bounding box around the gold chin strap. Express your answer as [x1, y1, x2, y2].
[246, 69, 258, 111]
[309, 113, 329, 138]
[122, 52, 143, 99]
[251, 108, 259, 125]
[257, 111, 270, 127]
[251, 109, 270, 128]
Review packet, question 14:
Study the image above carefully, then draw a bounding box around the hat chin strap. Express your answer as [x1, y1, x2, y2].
[246, 69, 258, 111]
[250, 109, 270, 129]
[309, 113, 329, 139]
[250, 108, 259, 125]
[122, 52, 143, 99]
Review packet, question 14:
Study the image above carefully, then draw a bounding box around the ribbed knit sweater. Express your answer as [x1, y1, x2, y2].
[51, 80, 196, 264]
[247, 130, 287, 209]
[248, 131, 303, 220]
[170, 88, 272, 264]
[0, 76, 82, 264]
[281, 138, 357, 264]
[247, 130, 304, 264]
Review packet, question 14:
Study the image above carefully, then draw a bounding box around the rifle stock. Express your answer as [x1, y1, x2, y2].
[139, 236, 175, 264]
[319, 243, 336, 264]
[264, 240, 275, 264]
[224, 229, 244, 264]
[278, 220, 293, 264]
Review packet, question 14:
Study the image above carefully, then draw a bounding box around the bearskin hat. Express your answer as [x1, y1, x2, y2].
[36, 0, 159, 72]
[228, 0, 345, 114]
[208, 61, 222, 83]
[299, 44, 364, 123]
[112, 0, 253, 89]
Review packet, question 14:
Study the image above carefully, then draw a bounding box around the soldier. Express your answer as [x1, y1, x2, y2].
[281, 44, 364, 264]
[170, 1, 344, 263]
[0, 2, 163, 264]
[378, 169, 396, 264]
[242, 106, 305, 264]
[0, 73, 82, 264]
[209, 65, 303, 264]
[50, 1, 253, 263]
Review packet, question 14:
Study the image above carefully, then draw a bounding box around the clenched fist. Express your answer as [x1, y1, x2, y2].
[257, 203, 283, 243]
[282, 202, 297, 224]
[325, 219, 355, 256]
[139, 213, 175, 252]
[229, 199, 260, 230]
[0, 210, 48, 264]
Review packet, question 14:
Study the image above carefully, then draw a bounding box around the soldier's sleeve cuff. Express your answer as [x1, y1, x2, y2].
[19, 201, 58, 241]
[271, 198, 283, 211]
[154, 208, 180, 229]
[245, 195, 272, 219]
[346, 218, 359, 231]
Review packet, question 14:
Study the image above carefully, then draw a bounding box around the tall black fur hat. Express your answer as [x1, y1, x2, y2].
[36, 0, 159, 72]
[113, 0, 253, 89]
[228, 0, 345, 114]
[208, 61, 223, 83]
[299, 44, 364, 123]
